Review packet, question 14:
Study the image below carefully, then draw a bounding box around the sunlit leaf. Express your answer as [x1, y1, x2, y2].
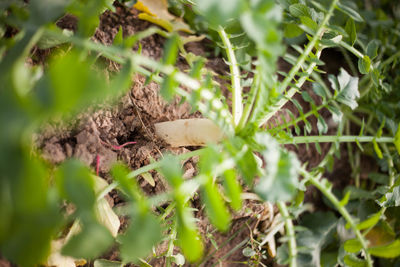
[345, 18, 357, 46]
[394, 123, 400, 155]
[112, 26, 123, 46]
[344, 238, 362, 253]
[368, 239, 400, 258]
[329, 68, 360, 110]
[358, 55, 371, 74]
[343, 254, 368, 267]
[202, 176, 231, 232]
[357, 212, 381, 231]
[176, 206, 204, 262]
[223, 169, 242, 211]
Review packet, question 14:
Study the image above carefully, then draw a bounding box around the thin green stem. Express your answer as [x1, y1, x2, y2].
[302, 169, 373, 267]
[237, 71, 260, 131]
[339, 40, 364, 59]
[340, 47, 358, 76]
[280, 135, 394, 145]
[166, 224, 177, 267]
[272, 101, 329, 132]
[258, 0, 339, 126]
[218, 26, 243, 126]
[277, 201, 297, 267]
[258, 47, 323, 127]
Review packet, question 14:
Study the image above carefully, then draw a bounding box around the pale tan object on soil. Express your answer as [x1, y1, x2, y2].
[155, 118, 224, 147]
[46, 240, 78, 267]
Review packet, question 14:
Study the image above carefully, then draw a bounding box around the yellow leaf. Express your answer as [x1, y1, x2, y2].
[133, 0, 193, 33]
[138, 13, 173, 32]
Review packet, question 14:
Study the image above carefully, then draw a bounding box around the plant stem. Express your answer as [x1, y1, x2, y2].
[271, 101, 330, 132]
[277, 201, 297, 267]
[339, 40, 364, 59]
[381, 50, 400, 68]
[97, 149, 205, 200]
[258, 0, 339, 126]
[280, 135, 394, 145]
[302, 169, 373, 267]
[258, 47, 323, 127]
[218, 26, 243, 126]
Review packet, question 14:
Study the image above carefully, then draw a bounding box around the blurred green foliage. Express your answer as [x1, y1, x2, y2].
[1, 0, 400, 266]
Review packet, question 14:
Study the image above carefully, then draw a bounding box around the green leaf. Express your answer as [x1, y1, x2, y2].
[301, 91, 313, 102]
[368, 239, 400, 258]
[254, 133, 300, 202]
[223, 169, 242, 211]
[240, 3, 282, 51]
[159, 154, 184, 188]
[330, 68, 360, 109]
[296, 212, 337, 266]
[372, 139, 383, 159]
[343, 254, 368, 267]
[0, 156, 62, 266]
[113, 26, 123, 46]
[29, 0, 70, 25]
[62, 223, 113, 259]
[119, 213, 162, 263]
[300, 16, 318, 32]
[225, 138, 258, 185]
[356, 212, 381, 231]
[317, 116, 328, 134]
[336, 2, 363, 22]
[289, 4, 310, 18]
[37, 28, 73, 49]
[394, 123, 400, 155]
[56, 159, 96, 210]
[366, 40, 379, 59]
[35, 50, 108, 115]
[195, 0, 244, 28]
[176, 206, 204, 262]
[284, 23, 303, 38]
[344, 238, 362, 253]
[345, 18, 357, 46]
[163, 34, 179, 65]
[202, 176, 231, 232]
[379, 185, 400, 207]
[312, 83, 327, 99]
[358, 55, 371, 74]
[339, 190, 351, 207]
